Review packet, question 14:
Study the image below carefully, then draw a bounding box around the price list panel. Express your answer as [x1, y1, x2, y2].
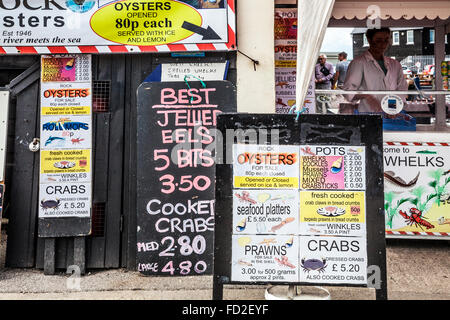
[343, 150, 366, 190]
[41, 55, 92, 83]
[231, 144, 301, 283]
[300, 145, 366, 191]
[230, 144, 368, 285]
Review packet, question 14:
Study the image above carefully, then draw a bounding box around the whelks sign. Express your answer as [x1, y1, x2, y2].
[384, 141, 450, 238]
[0, 0, 236, 54]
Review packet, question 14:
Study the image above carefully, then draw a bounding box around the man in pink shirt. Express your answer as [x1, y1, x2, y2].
[343, 27, 408, 113]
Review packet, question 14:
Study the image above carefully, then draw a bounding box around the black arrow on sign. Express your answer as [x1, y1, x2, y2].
[181, 21, 222, 40]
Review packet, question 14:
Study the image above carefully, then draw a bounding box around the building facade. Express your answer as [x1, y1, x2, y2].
[352, 27, 450, 64]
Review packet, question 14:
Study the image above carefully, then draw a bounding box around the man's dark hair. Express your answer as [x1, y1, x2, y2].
[338, 52, 348, 59]
[366, 27, 391, 41]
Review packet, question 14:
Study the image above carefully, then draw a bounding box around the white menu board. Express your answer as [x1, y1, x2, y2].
[299, 236, 367, 285]
[39, 55, 92, 219]
[233, 189, 299, 235]
[233, 144, 300, 189]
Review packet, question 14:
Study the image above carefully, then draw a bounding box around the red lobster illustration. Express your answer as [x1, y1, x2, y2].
[399, 208, 434, 230]
[71, 137, 85, 144]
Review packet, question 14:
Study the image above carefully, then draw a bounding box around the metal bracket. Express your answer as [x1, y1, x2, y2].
[29, 138, 40, 152]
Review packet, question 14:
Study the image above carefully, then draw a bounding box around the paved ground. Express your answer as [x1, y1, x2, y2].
[0, 229, 448, 300]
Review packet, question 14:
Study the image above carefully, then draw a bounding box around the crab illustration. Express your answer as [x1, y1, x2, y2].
[301, 258, 327, 273]
[41, 199, 61, 210]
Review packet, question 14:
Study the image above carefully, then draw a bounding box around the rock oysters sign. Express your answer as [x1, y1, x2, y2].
[384, 141, 450, 237]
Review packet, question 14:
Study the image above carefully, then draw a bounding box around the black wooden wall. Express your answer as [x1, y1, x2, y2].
[2, 51, 236, 270]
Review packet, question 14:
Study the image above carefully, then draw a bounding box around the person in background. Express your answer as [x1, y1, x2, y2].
[333, 51, 350, 89]
[201, 0, 224, 8]
[315, 54, 335, 89]
[343, 27, 407, 113]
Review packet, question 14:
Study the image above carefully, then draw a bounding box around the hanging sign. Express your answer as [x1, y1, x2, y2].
[145, 62, 229, 82]
[0, 0, 236, 54]
[161, 62, 229, 82]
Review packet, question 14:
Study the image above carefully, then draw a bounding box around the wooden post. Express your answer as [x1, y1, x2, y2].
[43, 238, 55, 275]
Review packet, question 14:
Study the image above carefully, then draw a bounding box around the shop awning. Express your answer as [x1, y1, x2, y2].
[332, 0, 450, 21]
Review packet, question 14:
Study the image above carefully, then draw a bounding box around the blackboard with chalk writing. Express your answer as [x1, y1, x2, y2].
[136, 81, 236, 276]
